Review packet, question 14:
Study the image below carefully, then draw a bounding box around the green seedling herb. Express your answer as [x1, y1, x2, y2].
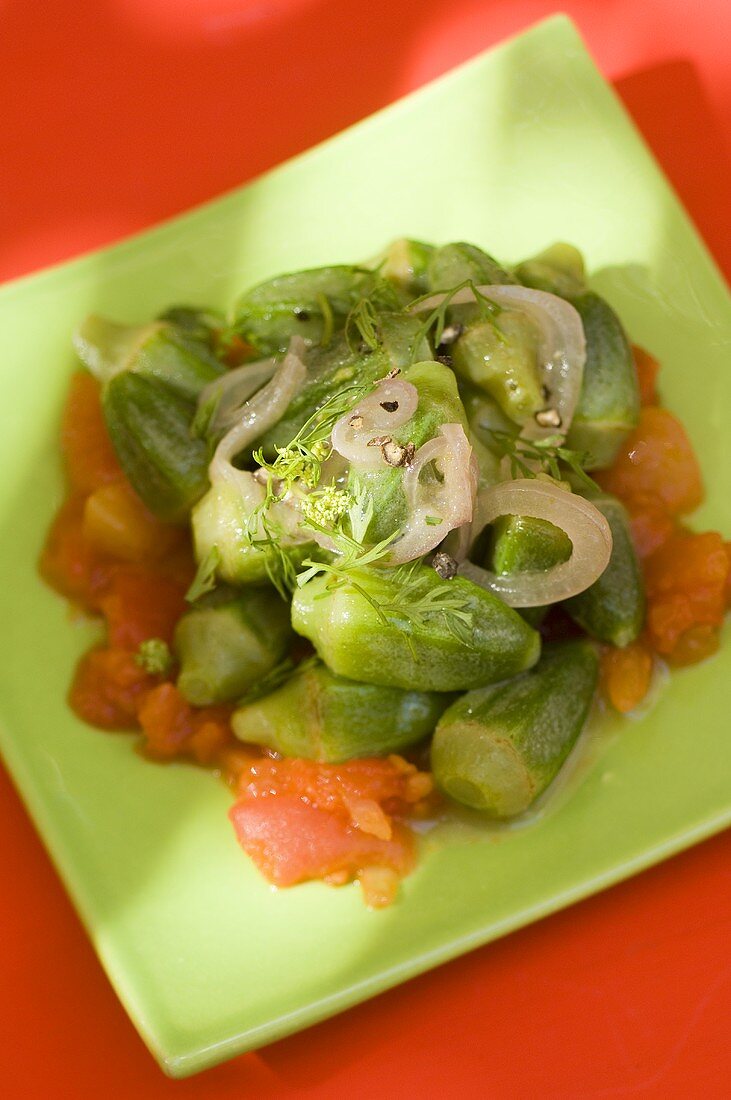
[135, 638, 174, 676]
[491, 430, 599, 492]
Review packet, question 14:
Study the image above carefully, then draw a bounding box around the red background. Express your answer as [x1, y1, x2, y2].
[2, 2, 730, 1095]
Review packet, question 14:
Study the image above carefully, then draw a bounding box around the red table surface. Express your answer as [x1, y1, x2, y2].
[2, 2, 730, 1096]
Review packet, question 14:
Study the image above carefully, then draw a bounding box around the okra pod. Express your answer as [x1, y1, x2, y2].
[102, 372, 211, 522]
[175, 588, 293, 706]
[291, 565, 541, 692]
[431, 639, 598, 816]
[232, 659, 449, 762]
[515, 247, 640, 468]
[231, 266, 400, 355]
[427, 242, 514, 290]
[564, 494, 644, 647]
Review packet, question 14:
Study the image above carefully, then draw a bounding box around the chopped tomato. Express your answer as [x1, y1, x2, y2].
[597, 407, 703, 516]
[631, 345, 660, 406]
[601, 641, 653, 714]
[665, 624, 721, 667]
[626, 504, 675, 560]
[61, 372, 124, 494]
[239, 755, 435, 819]
[229, 796, 415, 892]
[39, 497, 114, 609]
[228, 755, 433, 900]
[643, 530, 729, 658]
[137, 683, 234, 765]
[69, 647, 159, 730]
[83, 480, 183, 563]
[98, 565, 188, 648]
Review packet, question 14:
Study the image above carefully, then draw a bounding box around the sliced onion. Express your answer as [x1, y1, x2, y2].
[410, 285, 586, 438]
[198, 356, 277, 434]
[388, 423, 475, 564]
[210, 335, 307, 484]
[456, 478, 612, 606]
[331, 378, 419, 467]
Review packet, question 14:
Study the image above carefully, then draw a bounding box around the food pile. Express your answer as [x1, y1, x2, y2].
[41, 239, 731, 905]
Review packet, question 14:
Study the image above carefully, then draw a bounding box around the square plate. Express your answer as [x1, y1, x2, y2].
[1, 14, 730, 1078]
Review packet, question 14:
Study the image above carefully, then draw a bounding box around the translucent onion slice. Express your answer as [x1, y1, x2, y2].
[388, 423, 475, 564]
[411, 285, 586, 438]
[198, 356, 277, 434]
[210, 335, 307, 485]
[457, 478, 612, 606]
[331, 378, 419, 467]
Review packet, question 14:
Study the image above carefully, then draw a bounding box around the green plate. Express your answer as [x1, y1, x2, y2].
[1, 15, 729, 1078]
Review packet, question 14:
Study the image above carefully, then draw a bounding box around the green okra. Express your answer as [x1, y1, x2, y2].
[191, 479, 315, 587]
[231, 266, 400, 355]
[174, 587, 293, 706]
[516, 246, 640, 468]
[563, 494, 644, 647]
[156, 305, 225, 351]
[513, 242, 586, 297]
[482, 493, 644, 646]
[485, 513, 572, 630]
[426, 242, 514, 291]
[459, 381, 518, 452]
[488, 514, 572, 574]
[103, 372, 211, 522]
[349, 358, 469, 544]
[431, 639, 598, 817]
[451, 310, 545, 425]
[377, 238, 435, 297]
[565, 291, 640, 468]
[232, 659, 449, 762]
[75, 313, 225, 520]
[75, 315, 223, 399]
[291, 566, 541, 693]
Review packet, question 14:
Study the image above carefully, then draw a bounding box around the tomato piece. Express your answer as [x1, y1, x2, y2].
[98, 565, 188, 648]
[627, 504, 676, 560]
[666, 624, 720, 667]
[83, 481, 183, 563]
[601, 641, 653, 713]
[631, 345, 660, 406]
[239, 755, 434, 818]
[137, 683, 233, 764]
[39, 497, 114, 609]
[597, 407, 703, 516]
[229, 796, 415, 888]
[69, 647, 158, 729]
[61, 372, 124, 494]
[643, 530, 729, 658]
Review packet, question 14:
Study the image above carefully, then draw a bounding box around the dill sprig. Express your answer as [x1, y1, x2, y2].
[296, 488, 475, 645]
[490, 430, 599, 492]
[135, 638, 174, 676]
[186, 546, 221, 602]
[385, 569, 475, 646]
[242, 382, 382, 597]
[409, 279, 506, 362]
[252, 376, 377, 493]
[343, 271, 397, 353]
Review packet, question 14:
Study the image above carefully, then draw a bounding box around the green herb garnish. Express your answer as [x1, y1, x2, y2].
[135, 638, 174, 676]
[186, 546, 221, 602]
[491, 430, 599, 492]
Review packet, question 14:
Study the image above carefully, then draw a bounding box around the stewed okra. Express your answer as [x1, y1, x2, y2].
[44, 236, 730, 904]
